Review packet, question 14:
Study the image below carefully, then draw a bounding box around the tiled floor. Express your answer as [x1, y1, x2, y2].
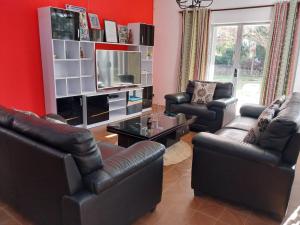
[0, 107, 300, 224]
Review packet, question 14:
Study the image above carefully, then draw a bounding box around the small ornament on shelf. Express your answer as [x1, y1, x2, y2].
[118, 25, 129, 44]
[80, 47, 85, 58]
[128, 29, 133, 44]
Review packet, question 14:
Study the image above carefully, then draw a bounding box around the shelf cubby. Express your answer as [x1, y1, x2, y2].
[109, 99, 126, 111]
[55, 79, 67, 97]
[81, 60, 95, 76]
[54, 61, 80, 78]
[80, 42, 94, 59]
[109, 108, 127, 121]
[53, 40, 65, 59]
[81, 77, 96, 93]
[65, 40, 80, 59]
[67, 78, 81, 96]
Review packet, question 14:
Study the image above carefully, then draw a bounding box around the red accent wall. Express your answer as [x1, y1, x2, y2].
[0, 0, 153, 115]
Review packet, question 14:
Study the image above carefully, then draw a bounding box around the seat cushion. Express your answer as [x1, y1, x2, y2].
[225, 116, 258, 131]
[215, 128, 248, 142]
[12, 113, 103, 175]
[171, 103, 216, 121]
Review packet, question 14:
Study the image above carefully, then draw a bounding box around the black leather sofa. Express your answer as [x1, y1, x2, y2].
[165, 81, 237, 132]
[0, 106, 165, 225]
[192, 92, 300, 220]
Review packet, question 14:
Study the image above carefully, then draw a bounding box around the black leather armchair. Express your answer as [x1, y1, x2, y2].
[0, 106, 165, 225]
[191, 93, 300, 221]
[165, 81, 237, 132]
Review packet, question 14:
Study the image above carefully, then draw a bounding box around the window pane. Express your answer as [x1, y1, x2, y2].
[211, 26, 238, 83]
[238, 24, 270, 105]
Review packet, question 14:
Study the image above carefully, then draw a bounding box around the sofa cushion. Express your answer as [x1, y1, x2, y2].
[191, 81, 217, 104]
[259, 93, 300, 152]
[171, 103, 216, 121]
[244, 106, 277, 144]
[12, 113, 103, 175]
[215, 128, 248, 143]
[225, 116, 258, 131]
[186, 80, 233, 100]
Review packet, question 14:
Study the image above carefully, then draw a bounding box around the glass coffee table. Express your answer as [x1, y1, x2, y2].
[107, 113, 191, 148]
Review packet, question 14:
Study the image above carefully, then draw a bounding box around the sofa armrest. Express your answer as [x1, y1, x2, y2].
[83, 141, 165, 194]
[165, 92, 191, 104]
[192, 132, 281, 166]
[42, 113, 67, 124]
[240, 104, 267, 118]
[207, 97, 238, 109]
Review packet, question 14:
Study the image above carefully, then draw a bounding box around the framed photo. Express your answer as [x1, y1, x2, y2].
[118, 25, 129, 44]
[88, 13, 101, 29]
[104, 20, 118, 43]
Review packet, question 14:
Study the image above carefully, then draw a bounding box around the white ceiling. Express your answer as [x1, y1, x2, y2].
[209, 0, 277, 9]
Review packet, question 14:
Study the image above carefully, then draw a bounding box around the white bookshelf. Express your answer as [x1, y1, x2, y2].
[38, 6, 153, 127]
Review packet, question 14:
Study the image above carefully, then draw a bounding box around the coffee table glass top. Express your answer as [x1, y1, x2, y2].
[107, 113, 187, 139]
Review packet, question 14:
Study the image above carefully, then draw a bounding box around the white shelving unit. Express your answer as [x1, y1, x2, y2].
[38, 6, 154, 127]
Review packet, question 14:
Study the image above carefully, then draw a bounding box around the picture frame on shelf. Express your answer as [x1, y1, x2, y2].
[88, 13, 101, 29]
[104, 20, 118, 43]
[118, 25, 129, 44]
[65, 5, 89, 41]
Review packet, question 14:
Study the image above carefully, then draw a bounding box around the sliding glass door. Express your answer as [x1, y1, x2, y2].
[209, 23, 270, 109]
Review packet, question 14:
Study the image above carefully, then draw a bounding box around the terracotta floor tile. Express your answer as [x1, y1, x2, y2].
[186, 210, 216, 225]
[218, 207, 250, 225]
[190, 196, 226, 219]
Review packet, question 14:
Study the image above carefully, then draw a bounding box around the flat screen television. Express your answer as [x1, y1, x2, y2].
[96, 50, 141, 89]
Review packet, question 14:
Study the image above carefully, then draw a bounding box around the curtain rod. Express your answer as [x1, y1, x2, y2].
[179, 4, 275, 13]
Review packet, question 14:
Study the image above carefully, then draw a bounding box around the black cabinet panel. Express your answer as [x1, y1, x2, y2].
[143, 86, 153, 109]
[50, 8, 80, 41]
[56, 96, 83, 126]
[87, 95, 109, 125]
[146, 25, 155, 46]
[139, 24, 155, 46]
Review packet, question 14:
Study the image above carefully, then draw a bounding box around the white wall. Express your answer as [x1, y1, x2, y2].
[153, 0, 277, 105]
[153, 0, 182, 105]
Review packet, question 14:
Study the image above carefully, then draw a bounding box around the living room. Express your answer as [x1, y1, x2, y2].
[0, 0, 300, 225]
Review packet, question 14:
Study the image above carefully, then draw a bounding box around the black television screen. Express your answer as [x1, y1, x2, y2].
[96, 50, 141, 89]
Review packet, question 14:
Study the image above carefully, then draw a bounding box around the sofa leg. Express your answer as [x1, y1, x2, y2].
[194, 190, 204, 197]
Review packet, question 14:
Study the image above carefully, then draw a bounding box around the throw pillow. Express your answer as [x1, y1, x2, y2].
[272, 95, 286, 107]
[243, 105, 277, 144]
[191, 81, 217, 104]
